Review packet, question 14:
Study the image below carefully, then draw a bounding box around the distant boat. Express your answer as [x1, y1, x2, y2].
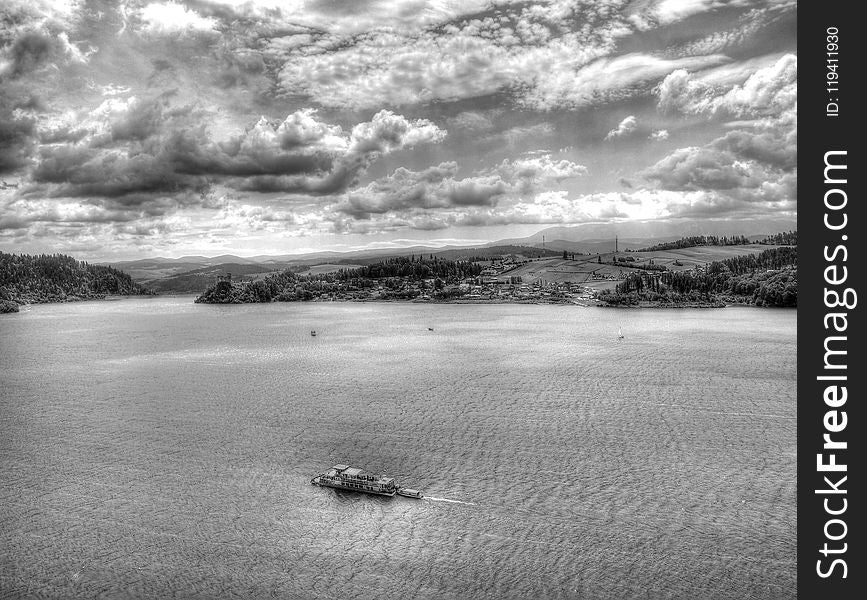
[311, 330, 317, 337]
[428, 327, 434, 331]
[618, 326, 624, 340]
[311, 464, 397, 496]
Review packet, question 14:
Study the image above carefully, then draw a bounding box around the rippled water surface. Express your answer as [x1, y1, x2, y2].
[0, 298, 796, 599]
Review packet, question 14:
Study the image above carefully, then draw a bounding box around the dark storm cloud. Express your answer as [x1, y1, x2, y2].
[4, 31, 58, 79]
[447, 179, 508, 207]
[165, 130, 334, 178]
[236, 154, 367, 196]
[30, 144, 205, 201]
[0, 110, 36, 173]
[0, 26, 64, 173]
[25, 101, 445, 213]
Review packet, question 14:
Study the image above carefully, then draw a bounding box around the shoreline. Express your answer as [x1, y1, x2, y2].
[3, 295, 794, 311]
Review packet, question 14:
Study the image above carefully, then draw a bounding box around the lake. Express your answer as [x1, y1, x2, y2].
[0, 298, 796, 599]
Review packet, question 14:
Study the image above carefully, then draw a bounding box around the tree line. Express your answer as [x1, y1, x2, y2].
[634, 234, 752, 252]
[634, 231, 796, 252]
[758, 230, 797, 245]
[333, 255, 482, 281]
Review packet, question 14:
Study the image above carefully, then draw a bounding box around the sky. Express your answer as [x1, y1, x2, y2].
[0, 0, 796, 260]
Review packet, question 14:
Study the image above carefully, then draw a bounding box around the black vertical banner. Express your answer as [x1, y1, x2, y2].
[799, 3, 864, 598]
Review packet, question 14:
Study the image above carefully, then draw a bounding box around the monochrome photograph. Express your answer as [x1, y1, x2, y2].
[1, 1, 797, 598]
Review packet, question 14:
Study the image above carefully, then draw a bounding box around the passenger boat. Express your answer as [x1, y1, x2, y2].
[311, 464, 397, 496]
[396, 487, 423, 499]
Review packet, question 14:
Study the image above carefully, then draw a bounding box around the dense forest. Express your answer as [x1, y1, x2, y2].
[335, 245, 560, 266]
[0, 252, 152, 311]
[196, 256, 481, 304]
[634, 231, 796, 252]
[599, 247, 797, 307]
[335, 255, 482, 281]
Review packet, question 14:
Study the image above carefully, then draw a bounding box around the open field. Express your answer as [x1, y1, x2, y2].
[305, 263, 363, 276]
[500, 244, 787, 291]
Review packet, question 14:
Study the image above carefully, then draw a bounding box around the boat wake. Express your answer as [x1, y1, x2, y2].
[424, 496, 476, 506]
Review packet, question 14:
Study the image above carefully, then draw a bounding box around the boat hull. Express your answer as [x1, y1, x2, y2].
[396, 488, 423, 499]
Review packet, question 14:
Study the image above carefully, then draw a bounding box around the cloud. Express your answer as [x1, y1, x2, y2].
[334, 162, 507, 220]
[525, 52, 730, 110]
[25, 100, 447, 213]
[604, 115, 638, 140]
[493, 123, 555, 147]
[496, 154, 587, 193]
[332, 152, 586, 222]
[642, 116, 796, 212]
[627, 0, 795, 31]
[0, 0, 798, 254]
[2, 32, 57, 78]
[644, 146, 769, 191]
[449, 111, 495, 132]
[138, 2, 219, 35]
[657, 53, 797, 117]
[271, 8, 633, 109]
[449, 188, 717, 228]
[348, 110, 445, 154]
[0, 109, 36, 173]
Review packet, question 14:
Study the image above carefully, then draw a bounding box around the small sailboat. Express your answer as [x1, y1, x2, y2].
[311, 330, 317, 337]
[617, 326, 624, 340]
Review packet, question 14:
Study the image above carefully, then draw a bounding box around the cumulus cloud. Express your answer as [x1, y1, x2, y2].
[649, 129, 669, 141]
[138, 2, 219, 35]
[495, 154, 587, 193]
[657, 54, 797, 117]
[335, 163, 506, 220]
[26, 99, 446, 216]
[332, 152, 586, 224]
[642, 117, 796, 212]
[348, 110, 445, 154]
[605, 116, 638, 140]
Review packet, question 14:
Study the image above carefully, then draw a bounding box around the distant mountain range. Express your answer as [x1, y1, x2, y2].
[105, 218, 796, 292]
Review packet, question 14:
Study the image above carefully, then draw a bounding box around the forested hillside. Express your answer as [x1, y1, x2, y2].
[0, 252, 152, 312]
[599, 247, 797, 307]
